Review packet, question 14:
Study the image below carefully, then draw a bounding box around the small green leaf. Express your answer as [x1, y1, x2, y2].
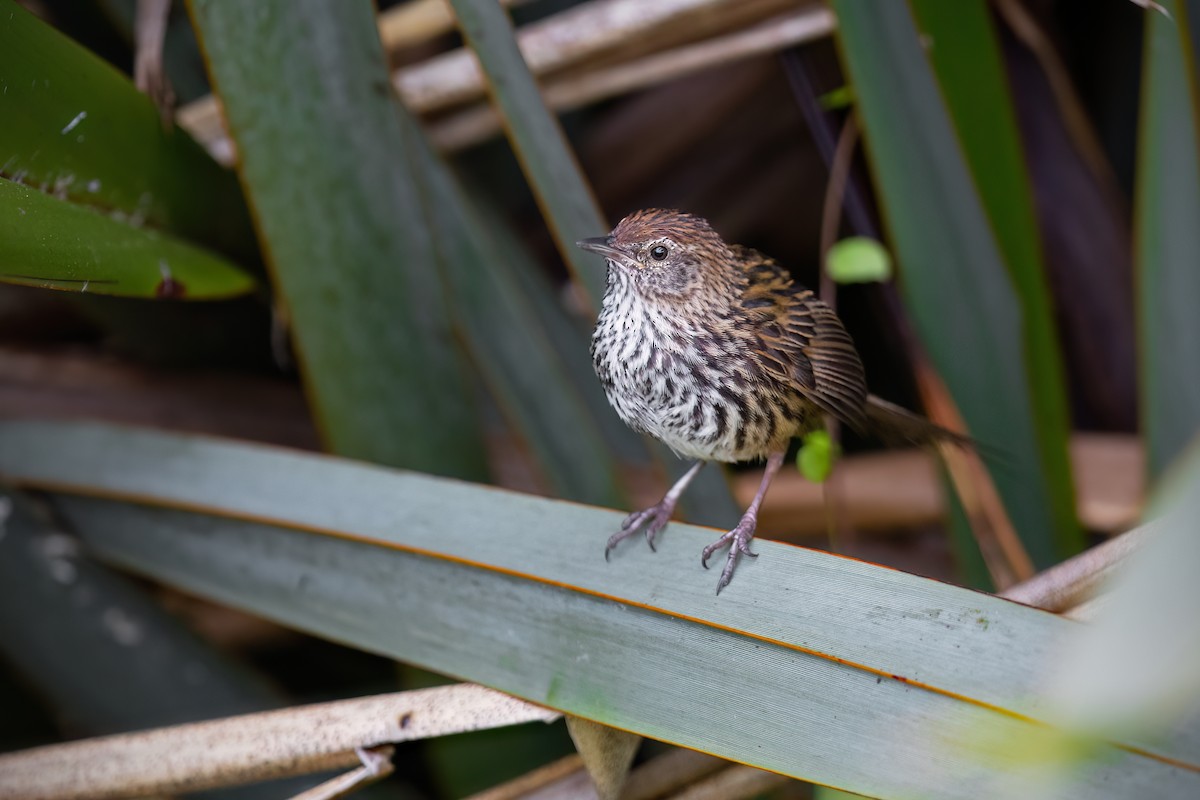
[819, 85, 855, 110]
[797, 429, 841, 482]
[826, 237, 893, 283]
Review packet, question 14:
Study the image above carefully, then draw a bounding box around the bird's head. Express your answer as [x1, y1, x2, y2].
[576, 209, 737, 303]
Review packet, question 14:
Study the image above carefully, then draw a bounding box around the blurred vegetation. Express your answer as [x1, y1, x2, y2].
[1, 0, 1198, 797]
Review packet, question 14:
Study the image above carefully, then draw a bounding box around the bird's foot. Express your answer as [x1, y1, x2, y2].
[700, 514, 759, 594]
[605, 499, 677, 560]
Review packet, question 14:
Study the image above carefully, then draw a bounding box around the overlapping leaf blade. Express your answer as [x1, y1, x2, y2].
[399, 110, 627, 506]
[908, 0, 1080, 558]
[1136, 0, 1200, 478]
[0, 420, 1195, 800]
[188, 0, 485, 478]
[0, 489, 324, 799]
[0, 490, 285, 731]
[830, 3, 1075, 566]
[444, 0, 608, 305]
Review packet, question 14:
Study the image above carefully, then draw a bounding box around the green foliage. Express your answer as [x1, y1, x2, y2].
[909, 0, 1080, 559]
[825, 236, 892, 284]
[1136, 0, 1200, 477]
[189, 0, 487, 478]
[0, 179, 254, 298]
[797, 428, 841, 482]
[6, 2, 1200, 797]
[399, 112, 628, 505]
[2, 420, 1195, 798]
[445, 0, 609, 306]
[830, 1, 1080, 566]
[0, 0, 255, 258]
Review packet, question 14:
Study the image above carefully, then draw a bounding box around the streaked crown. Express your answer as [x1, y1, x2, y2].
[579, 208, 737, 300]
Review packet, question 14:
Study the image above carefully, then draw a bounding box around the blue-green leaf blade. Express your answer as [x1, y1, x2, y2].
[909, 0, 1080, 558]
[1136, 0, 1200, 478]
[830, 2, 1077, 565]
[188, 0, 486, 477]
[0, 419, 1196, 790]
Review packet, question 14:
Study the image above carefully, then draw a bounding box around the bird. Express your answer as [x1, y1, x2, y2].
[577, 208, 967, 594]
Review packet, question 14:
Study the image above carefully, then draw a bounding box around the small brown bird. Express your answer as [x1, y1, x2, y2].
[578, 208, 964, 594]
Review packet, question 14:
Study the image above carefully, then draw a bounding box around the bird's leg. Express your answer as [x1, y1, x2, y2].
[701, 451, 786, 594]
[606, 461, 706, 560]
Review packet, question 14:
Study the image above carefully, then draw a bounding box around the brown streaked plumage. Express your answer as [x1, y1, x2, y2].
[578, 208, 966, 594]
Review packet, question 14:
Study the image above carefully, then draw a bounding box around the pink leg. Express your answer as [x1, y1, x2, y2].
[605, 461, 706, 559]
[701, 451, 786, 594]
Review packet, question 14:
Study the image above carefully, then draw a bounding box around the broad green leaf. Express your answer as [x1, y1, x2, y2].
[0, 178, 254, 299]
[830, 2, 1079, 565]
[825, 237, 893, 284]
[909, 0, 1080, 561]
[187, 0, 486, 478]
[446, 0, 738, 525]
[1136, 0, 1200, 477]
[0, 0, 255, 260]
[0, 420, 1195, 800]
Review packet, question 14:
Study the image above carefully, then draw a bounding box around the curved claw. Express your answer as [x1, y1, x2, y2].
[605, 462, 706, 563]
[604, 503, 673, 560]
[701, 517, 759, 593]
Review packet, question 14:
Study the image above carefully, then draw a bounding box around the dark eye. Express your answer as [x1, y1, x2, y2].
[649, 244, 669, 261]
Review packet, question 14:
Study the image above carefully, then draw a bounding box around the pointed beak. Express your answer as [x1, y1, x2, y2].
[576, 237, 624, 260]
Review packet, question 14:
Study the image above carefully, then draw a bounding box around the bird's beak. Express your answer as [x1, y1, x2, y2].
[576, 237, 623, 260]
[577, 237, 640, 271]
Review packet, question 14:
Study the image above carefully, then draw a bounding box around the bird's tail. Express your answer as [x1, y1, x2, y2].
[863, 394, 973, 448]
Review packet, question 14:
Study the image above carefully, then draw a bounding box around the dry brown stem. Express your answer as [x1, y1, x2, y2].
[1000, 521, 1154, 612]
[177, 0, 830, 161]
[0, 686, 558, 800]
[429, 7, 834, 150]
[737, 433, 1143, 539]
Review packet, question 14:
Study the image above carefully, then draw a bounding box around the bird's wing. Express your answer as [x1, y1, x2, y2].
[733, 246, 869, 431]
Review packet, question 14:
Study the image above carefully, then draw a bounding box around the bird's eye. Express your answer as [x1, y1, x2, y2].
[649, 244, 669, 261]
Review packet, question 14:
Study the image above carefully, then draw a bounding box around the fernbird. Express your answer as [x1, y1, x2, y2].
[578, 208, 964, 594]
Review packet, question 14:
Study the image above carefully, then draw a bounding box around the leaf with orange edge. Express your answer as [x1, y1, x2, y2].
[0, 420, 1196, 799]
